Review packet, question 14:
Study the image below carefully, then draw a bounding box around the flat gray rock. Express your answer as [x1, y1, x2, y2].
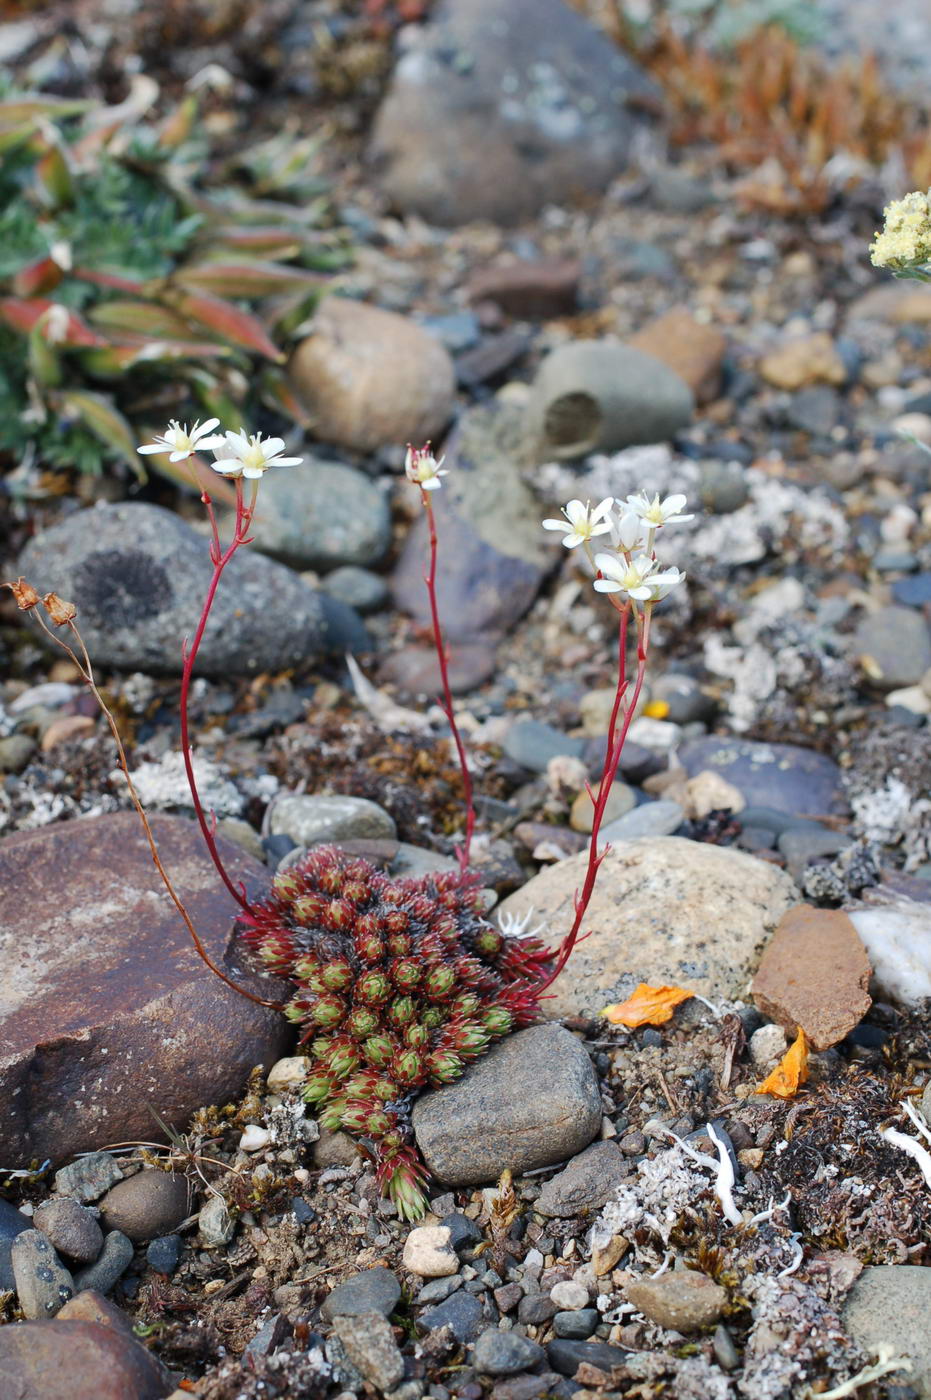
[678, 737, 848, 817]
[17, 500, 367, 676]
[535, 1141, 628, 1218]
[412, 1025, 601, 1185]
[245, 458, 391, 571]
[843, 1266, 931, 1397]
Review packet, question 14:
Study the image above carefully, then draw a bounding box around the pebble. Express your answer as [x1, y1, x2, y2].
[146, 1234, 183, 1275]
[54, 1154, 123, 1205]
[712, 1323, 740, 1371]
[33, 1199, 103, 1265]
[330, 1312, 405, 1392]
[245, 458, 391, 571]
[266, 1056, 310, 1092]
[749, 1023, 789, 1068]
[99, 1171, 189, 1242]
[419, 1289, 484, 1344]
[11, 1229, 74, 1318]
[677, 737, 848, 816]
[73, 1229, 133, 1295]
[417, 1275, 463, 1305]
[549, 1280, 589, 1311]
[468, 258, 581, 320]
[552, 1309, 599, 1339]
[502, 720, 585, 773]
[403, 1225, 460, 1278]
[322, 565, 389, 615]
[624, 1270, 727, 1331]
[289, 297, 455, 452]
[627, 308, 727, 404]
[198, 1197, 235, 1248]
[518, 1294, 558, 1325]
[843, 1266, 931, 1396]
[759, 331, 847, 390]
[847, 902, 931, 1005]
[494, 1282, 523, 1314]
[663, 770, 745, 820]
[269, 794, 396, 845]
[650, 672, 716, 724]
[853, 606, 931, 690]
[777, 828, 851, 881]
[0, 733, 36, 772]
[412, 1025, 601, 1185]
[892, 572, 931, 607]
[496, 836, 797, 1014]
[546, 1339, 629, 1377]
[443, 1213, 483, 1252]
[473, 1328, 544, 1377]
[598, 800, 685, 843]
[752, 905, 872, 1050]
[239, 1125, 272, 1152]
[17, 500, 365, 676]
[0, 1198, 30, 1290]
[528, 342, 693, 458]
[379, 642, 497, 698]
[569, 782, 635, 834]
[322, 1267, 401, 1321]
[535, 1141, 627, 1219]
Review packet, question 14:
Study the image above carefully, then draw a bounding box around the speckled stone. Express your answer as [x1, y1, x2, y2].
[11, 1229, 74, 1318]
[678, 737, 848, 816]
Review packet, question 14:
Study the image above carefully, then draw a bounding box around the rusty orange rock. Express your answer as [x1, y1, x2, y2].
[751, 904, 872, 1051]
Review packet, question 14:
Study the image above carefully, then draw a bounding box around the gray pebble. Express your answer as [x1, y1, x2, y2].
[73, 1229, 134, 1295]
[330, 1311, 405, 1391]
[546, 1338, 629, 1377]
[473, 1327, 544, 1376]
[270, 794, 396, 846]
[777, 827, 851, 882]
[535, 1141, 627, 1219]
[0, 1198, 31, 1291]
[99, 1169, 189, 1242]
[852, 606, 931, 691]
[146, 1234, 183, 1275]
[553, 1309, 599, 1339]
[713, 1323, 740, 1371]
[417, 1275, 463, 1305]
[518, 1293, 558, 1325]
[54, 1153, 123, 1204]
[11, 1229, 74, 1318]
[502, 720, 584, 773]
[33, 1198, 103, 1265]
[443, 1212, 483, 1253]
[598, 800, 684, 843]
[322, 1267, 401, 1321]
[322, 566, 389, 615]
[419, 1289, 484, 1343]
[198, 1196, 235, 1247]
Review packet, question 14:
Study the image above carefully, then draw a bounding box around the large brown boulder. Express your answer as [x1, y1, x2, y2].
[0, 1316, 171, 1400]
[0, 812, 288, 1164]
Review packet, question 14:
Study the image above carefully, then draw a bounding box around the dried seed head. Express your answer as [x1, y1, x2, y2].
[42, 592, 77, 626]
[3, 577, 41, 611]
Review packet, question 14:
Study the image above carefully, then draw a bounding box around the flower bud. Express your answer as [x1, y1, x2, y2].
[302, 1070, 334, 1104]
[404, 1023, 429, 1049]
[341, 1101, 391, 1137]
[292, 893, 327, 924]
[324, 897, 355, 932]
[386, 931, 413, 957]
[474, 926, 504, 959]
[3, 577, 40, 611]
[421, 1006, 444, 1030]
[320, 958, 354, 992]
[318, 864, 344, 896]
[319, 1097, 348, 1132]
[390, 957, 422, 991]
[309, 993, 346, 1029]
[481, 1006, 514, 1037]
[392, 1049, 426, 1087]
[42, 592, 76, 626]
[343, 879, 369, 904]
[451, 992, 481, 1019]
[271, 871, 301, 900]
[326, 1038, 361, 1080]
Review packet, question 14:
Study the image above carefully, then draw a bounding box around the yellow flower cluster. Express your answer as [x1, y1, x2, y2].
[870, 190, 931, 272]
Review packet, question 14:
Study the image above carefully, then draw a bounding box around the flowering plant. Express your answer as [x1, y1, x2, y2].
[6, 427, 690, 1218]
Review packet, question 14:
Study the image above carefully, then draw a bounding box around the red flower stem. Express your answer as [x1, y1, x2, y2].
[536, 604, 652, 994]
[420, 489, 475, 874]
[179, 477, 258, 912]
[605, 603, 630, 758]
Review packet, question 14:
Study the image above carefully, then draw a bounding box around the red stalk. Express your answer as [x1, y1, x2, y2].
[421, 490, 475, 874]
[536, 605, 652, 994]
[178, 476, 258, 912]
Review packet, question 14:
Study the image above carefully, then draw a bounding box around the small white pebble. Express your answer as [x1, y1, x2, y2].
[522, 1247, 544, 1280]
[750, 1023, 788, 1069]
[266, 1056, 310, 1092]
[238, 1124, 271, 1152]
[402, 1225, 458, 1278]
[550, 1279, 589, 1311]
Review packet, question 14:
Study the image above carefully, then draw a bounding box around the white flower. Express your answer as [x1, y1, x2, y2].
[625, 491, 693, 529]
[593, 553, 686, 603]
[610, 510, 644, 552]
[211, 429, 303, 479]
[405, 444, 447, 491]
[542, 498, 614, 549]
[137, 418, 225, 462]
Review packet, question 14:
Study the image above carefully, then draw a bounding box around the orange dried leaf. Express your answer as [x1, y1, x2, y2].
[756, 1029, 809, 1099]
[601, 983, 693, 1028]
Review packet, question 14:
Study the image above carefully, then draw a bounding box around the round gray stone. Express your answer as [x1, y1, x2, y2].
[17, 501, 366, 676]
[269, 794, 396, 845]
[246, 459, 391, 571]
[412, 1025, 601, 1186]
[33, 1199, 103, 1265]
[322, 1267, 401, 1321]
[853, 605, 931, 690]
[98, 1170, 189, 1242]
[473, 1327, 544, 1376]
[322, 566, 389, 615]
[599, 799, 684, 843]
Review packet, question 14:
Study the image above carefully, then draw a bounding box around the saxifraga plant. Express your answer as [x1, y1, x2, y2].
[0, 81, 343, 490]
[7, 429, 690, 1219]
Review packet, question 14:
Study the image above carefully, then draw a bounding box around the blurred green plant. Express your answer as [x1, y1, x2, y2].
[0, 78, 350, 491]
